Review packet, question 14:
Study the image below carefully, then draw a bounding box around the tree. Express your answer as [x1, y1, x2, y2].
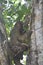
[0, 22, 10, 65]
[0, 3, 9, 65]
[26, 0, 43, 65]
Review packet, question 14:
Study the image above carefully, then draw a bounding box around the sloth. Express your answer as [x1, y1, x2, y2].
[8, 21, 32, 65]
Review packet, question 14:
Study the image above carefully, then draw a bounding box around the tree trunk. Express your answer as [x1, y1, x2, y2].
[0, 22, 9, 65]
[26, 0, 43, 65]
[0, 3, 9, 65]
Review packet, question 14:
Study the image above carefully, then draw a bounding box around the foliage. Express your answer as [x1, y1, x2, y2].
[1, 0, 32, 36]
[0, 0, 32, 65]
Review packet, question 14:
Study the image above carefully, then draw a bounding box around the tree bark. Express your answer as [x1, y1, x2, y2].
[26, 0, 43, 65]
[0, 3, 9, 65]
[0, 21, 10, 65]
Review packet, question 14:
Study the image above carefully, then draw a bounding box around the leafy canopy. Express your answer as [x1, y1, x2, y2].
[1, 0, 31, 35]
